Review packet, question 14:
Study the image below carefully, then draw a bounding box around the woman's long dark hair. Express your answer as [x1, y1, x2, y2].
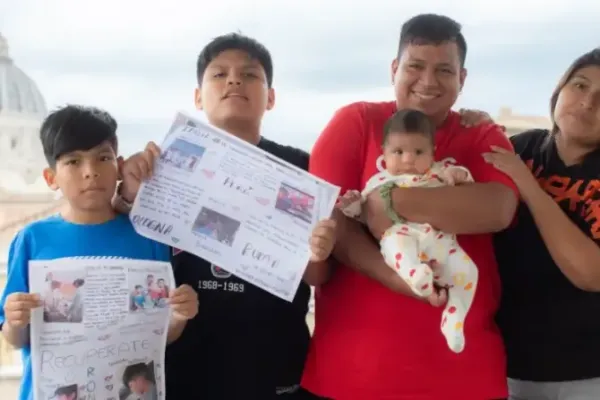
[549, 48, 600, 134]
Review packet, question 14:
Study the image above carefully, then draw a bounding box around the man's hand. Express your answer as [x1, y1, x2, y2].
[310, 219, 337, 262]
[386, 261, 448, 307]
[120, 142, 161, 203]
[458, 108, 494, 128]
[3, 293, 41, 329]
[168, 285, 198, 322]
[441, 168, 470, 186]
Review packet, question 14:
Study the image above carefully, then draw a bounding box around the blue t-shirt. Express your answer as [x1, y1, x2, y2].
[0, 214, 170, 400]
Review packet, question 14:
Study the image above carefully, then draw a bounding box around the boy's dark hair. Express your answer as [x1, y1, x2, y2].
[196, 32, 273, 87]
[54, 384, 78, 397]
[398, 14, 467, 67]
[73, 279, 85, 287]
[383, 109, 436, 144]
[122, 363, 149, 386]
[40, 105, 118, 167]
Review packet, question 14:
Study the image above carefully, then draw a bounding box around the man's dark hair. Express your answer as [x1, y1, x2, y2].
[40, 105, 118, 167]
[196, 32, 273, 87]
[398, 14, 467, 67]
[122, 363, 149, 386]
[54, 384, 78, 397]
[383, 109, 436, 144]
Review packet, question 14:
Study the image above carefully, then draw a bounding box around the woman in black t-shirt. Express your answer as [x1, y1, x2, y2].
[485, 49, 600, 399]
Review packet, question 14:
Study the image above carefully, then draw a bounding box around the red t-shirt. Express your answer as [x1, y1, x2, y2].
[302, 101, 518, 400]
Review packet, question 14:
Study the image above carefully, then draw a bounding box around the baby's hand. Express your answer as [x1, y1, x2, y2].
[442, 168, 470, 186]
[336, 190, 363, 218]
[168, 285, 198, 322]
[3, 293, 42, 329]
[336, 190, 361, 209]
[310, 219, 337, 262]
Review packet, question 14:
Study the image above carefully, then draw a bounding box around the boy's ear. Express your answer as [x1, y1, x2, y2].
[43, 168, 59, 191]
[117, 156, 125, 180]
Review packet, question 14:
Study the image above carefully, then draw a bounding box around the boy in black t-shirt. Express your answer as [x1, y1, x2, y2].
[114, 33, 336, 399]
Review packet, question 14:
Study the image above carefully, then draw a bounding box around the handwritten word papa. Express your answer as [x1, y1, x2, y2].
[40, 339, 151, 373]
[241, 242, 280, 269]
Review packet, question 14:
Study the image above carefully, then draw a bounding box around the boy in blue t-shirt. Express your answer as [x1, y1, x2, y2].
[0, 105, 199, 400]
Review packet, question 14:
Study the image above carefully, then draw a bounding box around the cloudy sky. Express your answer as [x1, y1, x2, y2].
[1, 0, 599, 156]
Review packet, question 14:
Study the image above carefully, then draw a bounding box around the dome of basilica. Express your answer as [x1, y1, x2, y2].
[0, 34, 47, 115]
[0, 32, 49, 191]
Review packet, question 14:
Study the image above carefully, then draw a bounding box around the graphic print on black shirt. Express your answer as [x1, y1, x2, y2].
[165, 137, 312, 400]
[494, 129, 600, 382]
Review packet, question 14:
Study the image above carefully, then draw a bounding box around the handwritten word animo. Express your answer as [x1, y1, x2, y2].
[526, 159, 600, 239]
[223, 177, 253, 195]
[131, 215, 173, 235]
[40, 339, 150, 373]
[241, 242, 281, 269]
[180, 125, 228, 149]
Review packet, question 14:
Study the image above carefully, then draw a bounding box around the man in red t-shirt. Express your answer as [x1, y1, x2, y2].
[302, 14, 519, 400]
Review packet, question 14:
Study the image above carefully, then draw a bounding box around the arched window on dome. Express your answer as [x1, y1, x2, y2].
[10, 136, 17, 150]
[8, 81, 22, 112]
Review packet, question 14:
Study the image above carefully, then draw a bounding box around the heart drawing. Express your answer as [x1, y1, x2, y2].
[201, 169, 216, 179]
[255, 197, 270, 206]
[172, 237, 180, 243]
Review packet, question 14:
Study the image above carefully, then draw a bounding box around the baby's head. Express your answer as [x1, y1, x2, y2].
[382, 109, 435, 175]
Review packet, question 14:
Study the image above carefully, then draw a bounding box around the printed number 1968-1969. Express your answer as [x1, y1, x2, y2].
[198, 280, 245, 293]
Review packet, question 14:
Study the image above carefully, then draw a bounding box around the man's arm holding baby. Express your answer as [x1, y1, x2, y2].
[366, 126, 519, 238]
[308, 104, 447, 305]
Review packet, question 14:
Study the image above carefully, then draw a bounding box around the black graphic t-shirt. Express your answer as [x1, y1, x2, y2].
[494, 129, 600, 382]
[164, 137, 312, 400]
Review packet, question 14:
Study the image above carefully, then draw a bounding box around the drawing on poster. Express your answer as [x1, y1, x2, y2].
[191, 207, 241, 247]
[275, 182, 315, 223]
[42, 271, 85, 323]
[129, 274, 170, 312]
[52, 383, 78, 400]
[119, 361, 157, 400]
[160, 138, 205, 172]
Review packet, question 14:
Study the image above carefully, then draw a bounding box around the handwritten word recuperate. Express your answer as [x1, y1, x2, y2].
[40, 339, 150, 373]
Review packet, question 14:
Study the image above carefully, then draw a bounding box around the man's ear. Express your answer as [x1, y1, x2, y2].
[43, 167, 59, 191]
[194, 87, 203, 110]
[459, 68, 467, 92]
[391, 58, 400, 84]
[117, 156, 125, 180]
[266, 87, 275, 111]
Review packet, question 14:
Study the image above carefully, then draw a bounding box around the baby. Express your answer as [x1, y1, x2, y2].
[338, 109, 478, 353]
